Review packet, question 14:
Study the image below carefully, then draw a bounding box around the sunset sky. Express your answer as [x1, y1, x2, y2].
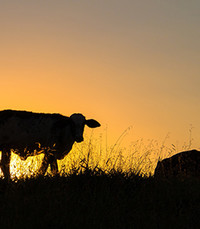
[1, 1, 200, 149]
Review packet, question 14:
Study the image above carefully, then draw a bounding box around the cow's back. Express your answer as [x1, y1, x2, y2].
[0, 110, 70, 149]
[154, 150, 200, 178]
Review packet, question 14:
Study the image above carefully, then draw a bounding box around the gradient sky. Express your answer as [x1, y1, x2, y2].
[1, 1, 200, 149]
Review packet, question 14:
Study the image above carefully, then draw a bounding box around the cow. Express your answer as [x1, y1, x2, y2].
[154, 149, 200, 179]
[0, 110, 100, 180]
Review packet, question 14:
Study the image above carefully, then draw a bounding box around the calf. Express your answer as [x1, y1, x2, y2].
[0, 110, 100, 179]
[154, 149, 200, 179]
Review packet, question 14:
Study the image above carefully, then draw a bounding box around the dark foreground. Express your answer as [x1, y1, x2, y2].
[0, 172, 200, 229]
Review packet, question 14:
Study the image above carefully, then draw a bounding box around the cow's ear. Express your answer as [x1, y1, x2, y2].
[85, 119, 101, 128]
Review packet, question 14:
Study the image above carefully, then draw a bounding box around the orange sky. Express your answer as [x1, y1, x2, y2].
[1, 1, 200, 149]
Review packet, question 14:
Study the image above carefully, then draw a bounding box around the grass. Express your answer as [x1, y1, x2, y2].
[1, 170, 200, 229]
[0, 133, 199, 229]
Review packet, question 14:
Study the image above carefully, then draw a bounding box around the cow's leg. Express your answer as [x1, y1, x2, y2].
[38, 153, 58, 175]
[0, 150, 11, 180]
[50, 156, 58, 175]
[38, 154, 50, 175]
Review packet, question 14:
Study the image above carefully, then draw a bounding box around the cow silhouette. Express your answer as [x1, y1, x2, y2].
[0, 110, 100, 180]
[154, 149, 200, 178]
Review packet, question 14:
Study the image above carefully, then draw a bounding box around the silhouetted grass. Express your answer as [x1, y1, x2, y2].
[1, 131, 198, 229]
[1, 167, 200, 229]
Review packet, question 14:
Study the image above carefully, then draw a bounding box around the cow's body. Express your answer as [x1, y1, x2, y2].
[154, 149, 200, 178]
[0, 110, 100, 179]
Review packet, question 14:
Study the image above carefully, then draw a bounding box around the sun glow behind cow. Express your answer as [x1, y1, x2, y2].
[0, 151, 42, 179]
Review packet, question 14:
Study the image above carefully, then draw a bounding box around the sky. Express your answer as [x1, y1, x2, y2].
[0, 0, 200, 149]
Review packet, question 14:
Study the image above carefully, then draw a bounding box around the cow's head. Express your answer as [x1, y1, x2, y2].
[70, 113, 100, 142]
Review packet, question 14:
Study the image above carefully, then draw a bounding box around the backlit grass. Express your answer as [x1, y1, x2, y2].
[0, 125, 195, 180]
[0, 135, 189, 179]
[0, 133, 198, 229]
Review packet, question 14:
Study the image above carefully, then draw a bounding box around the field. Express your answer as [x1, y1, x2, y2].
[1, 171, 200, 229]
[0, 136, 200, 229]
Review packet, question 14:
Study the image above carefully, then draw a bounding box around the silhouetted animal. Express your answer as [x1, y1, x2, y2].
[154, 149, 200, 178]
[0, 110, 100, 179]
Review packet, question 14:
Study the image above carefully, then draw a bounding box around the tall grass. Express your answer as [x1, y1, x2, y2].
[0, 130, 199, 229]
[0, 127, 194, 179]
